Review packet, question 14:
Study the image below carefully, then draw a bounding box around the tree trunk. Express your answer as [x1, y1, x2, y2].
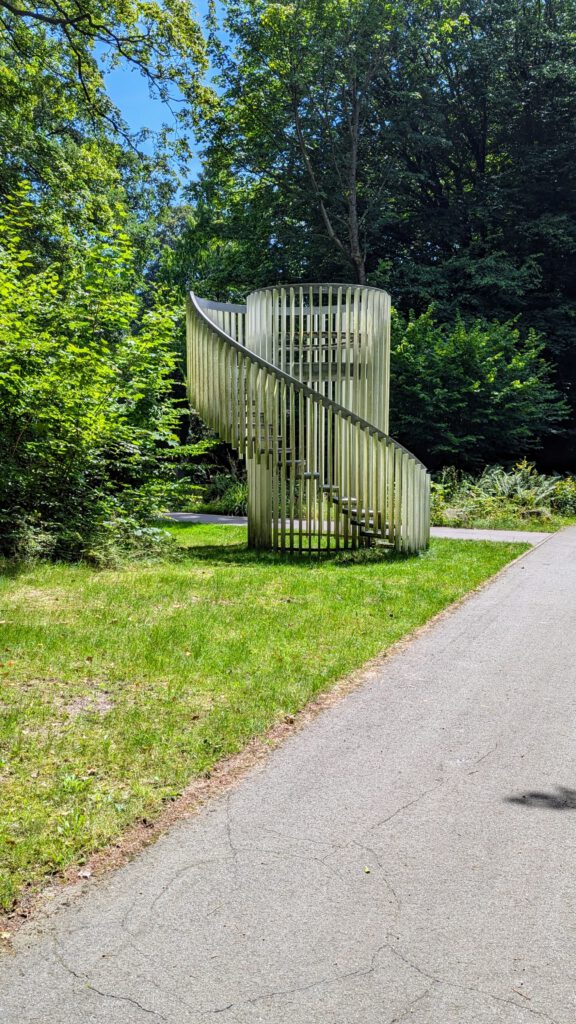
[348, 90, 366, 285]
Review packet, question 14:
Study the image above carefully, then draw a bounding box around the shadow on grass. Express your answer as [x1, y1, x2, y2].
[167, 520, 420, 567]
[174, 540, 414, 568]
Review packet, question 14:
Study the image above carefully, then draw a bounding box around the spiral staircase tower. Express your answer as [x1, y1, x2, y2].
[186, 284, 430, 552]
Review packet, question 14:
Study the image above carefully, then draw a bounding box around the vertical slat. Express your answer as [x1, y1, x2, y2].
[394, 447, 402, 551]
[336, 286, 343, 403]
[247, 360, 255, 460]
[386, 442, 393, 544]
[298, 389, 305, 553]
[230, 349, 239, 449]
[278, 288, 284, 376]
[186, 289, 429, 558]
[401, 454, 410, 553]
[342, 417, 350, 550]
[306, 394, 313, 553]
[374, 435, 382, 538]
[366, 429, 373, 544]
[408, 458, 415, 554]
[289, 383, 295, 553]
[238, 353, 246, 457]
[325, 402, 332, 551]
[326, 285, 333, 404]
[290, 286, 296, 380]
[316, 399, 323, 553]
[298, 286, 305, 384]
[280, 379, 287, 552]
[352, 288, 360, 420]
[270, 374, 279, 551]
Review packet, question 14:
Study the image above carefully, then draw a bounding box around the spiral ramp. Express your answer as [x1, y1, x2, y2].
[186, 284, 430, 552]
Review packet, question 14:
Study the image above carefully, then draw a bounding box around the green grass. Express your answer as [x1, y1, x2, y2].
[0, 524, 528, 911]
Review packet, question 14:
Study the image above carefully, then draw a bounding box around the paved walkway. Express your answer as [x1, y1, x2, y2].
[170, 512, 550, 545]
[2, 529, 576, 1023]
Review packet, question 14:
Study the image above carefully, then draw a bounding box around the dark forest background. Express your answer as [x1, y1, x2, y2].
[1, 0, 576, 556]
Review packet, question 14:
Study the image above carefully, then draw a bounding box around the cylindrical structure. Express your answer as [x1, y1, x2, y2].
[186, 284, 429, 554]
[245, 284, 391, 433]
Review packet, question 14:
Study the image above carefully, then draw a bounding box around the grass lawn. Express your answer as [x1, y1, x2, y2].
[0, 524, 528, 912]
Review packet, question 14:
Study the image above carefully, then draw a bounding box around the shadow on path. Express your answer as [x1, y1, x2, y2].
[505, 785, 576, 810]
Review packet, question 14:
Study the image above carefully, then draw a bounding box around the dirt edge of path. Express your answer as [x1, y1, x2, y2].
[0, 539, 542, 950]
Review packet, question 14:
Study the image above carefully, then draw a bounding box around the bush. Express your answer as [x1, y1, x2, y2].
[0, 184, 182, 561]
[552, 477, 576, 516]
[200, 472, 248, 515]
[390, 309, 568, 469]
[431, 461, 576, 528]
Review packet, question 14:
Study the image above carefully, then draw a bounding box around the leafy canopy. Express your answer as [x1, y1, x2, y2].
[0, 184, 182, 560]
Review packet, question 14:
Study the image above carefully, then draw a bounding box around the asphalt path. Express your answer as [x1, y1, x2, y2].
[1, 529, 575, 1023]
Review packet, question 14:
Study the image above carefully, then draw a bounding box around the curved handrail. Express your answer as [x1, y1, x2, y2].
[189, 291, 426, 471]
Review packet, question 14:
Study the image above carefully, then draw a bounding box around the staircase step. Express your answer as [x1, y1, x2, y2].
[360, 531, 393, 546]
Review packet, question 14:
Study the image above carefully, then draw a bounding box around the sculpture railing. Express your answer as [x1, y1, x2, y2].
[186, 285, 430, 553]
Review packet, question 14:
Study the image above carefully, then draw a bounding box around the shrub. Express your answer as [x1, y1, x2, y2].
[0, 184, 182, 561]
[201, 472, 248, 515]
[551, 477, 576, 516]
[391, 309, 568, 469]
[431, 461, 576, 528]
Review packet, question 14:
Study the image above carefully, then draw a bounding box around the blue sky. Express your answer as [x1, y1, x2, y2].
[102, 0, 220, 179]
[104, 64, 202, 178]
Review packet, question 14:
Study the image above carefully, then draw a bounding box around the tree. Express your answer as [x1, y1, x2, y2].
[188, 0, 576, 463]
[0, 0, 208, 139]
[372, 0, 576, 391]
[0, 184, 183, 560]
[390, 309, 568, 468]
[0, 0, 215, 280]
[199, 0, 415, 285]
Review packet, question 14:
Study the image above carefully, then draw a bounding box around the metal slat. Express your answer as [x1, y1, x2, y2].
[186, 286, 429, 555]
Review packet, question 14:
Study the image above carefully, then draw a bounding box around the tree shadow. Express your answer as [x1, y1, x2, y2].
[505, 786, 576, 810]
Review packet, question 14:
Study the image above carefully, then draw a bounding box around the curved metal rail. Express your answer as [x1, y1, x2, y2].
[186, 285, 430, 552]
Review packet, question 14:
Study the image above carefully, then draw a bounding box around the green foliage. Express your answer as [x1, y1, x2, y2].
[0, 0, 209, 156]
[431, 461, 576, 530]
[195, 0, 403, 287]
[200, 474, 248, 515]
[0, 184, 182, 561]
[189, 0, 576, 461]
[390, 309, 567, 468]
[552, 476, 576, 516]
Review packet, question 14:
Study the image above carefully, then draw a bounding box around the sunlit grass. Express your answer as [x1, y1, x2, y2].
[0, 524, 527, 910]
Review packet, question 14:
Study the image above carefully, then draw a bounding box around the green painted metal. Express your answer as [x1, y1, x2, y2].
[186, 284, 430, 553]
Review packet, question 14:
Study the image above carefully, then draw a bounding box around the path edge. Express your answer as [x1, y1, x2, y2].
[0, 535, 548, 949]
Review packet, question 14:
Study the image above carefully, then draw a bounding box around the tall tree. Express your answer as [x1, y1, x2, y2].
[0, 0, 213, 271]
[199, 0, 414, 285]
[189, 0, 576, 462]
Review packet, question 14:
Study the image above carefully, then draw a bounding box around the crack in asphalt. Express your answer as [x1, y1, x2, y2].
[236, 941, 390, 1009]
[369, 781, 446, 833]
[387, 984, 436, 1023]
[52, 944, 169, 1021]
[83, 981, 169, 1021]
[384, 938, 562, 1024]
